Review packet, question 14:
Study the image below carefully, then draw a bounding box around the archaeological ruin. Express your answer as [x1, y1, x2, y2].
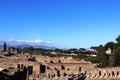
[0, 48, 120, 80]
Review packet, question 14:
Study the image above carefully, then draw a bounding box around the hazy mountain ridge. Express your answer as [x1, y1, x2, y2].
[0, 44, 56, 49]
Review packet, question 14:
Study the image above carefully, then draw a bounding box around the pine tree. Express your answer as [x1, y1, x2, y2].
[114, 35, 120, 66]
[97, 45, 109, 67]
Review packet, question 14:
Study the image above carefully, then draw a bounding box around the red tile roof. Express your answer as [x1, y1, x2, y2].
[47, 62, 90, 65]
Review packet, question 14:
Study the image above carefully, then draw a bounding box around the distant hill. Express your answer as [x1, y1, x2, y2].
[0, 44, 56, 50]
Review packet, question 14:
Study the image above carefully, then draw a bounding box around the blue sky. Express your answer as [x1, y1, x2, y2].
[0, 0, 120, 48]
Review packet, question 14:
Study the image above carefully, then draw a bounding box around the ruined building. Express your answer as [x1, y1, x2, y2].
[0, 48, 120, 80]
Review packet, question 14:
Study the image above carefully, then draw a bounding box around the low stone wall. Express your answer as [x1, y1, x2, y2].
[86, 78, 120, 80]
[85, 67, 120, 79]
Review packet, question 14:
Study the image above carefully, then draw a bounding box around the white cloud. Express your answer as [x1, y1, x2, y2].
[46, 41, 51, 44]
[0, 38, 52, 45]
[34, 40, 42, 43]
[6, 39, 43, 44]
[7, 39, 15, 42]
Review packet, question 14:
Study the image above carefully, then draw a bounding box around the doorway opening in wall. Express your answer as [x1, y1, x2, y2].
[48, 74, 50, 78]
[117, 71, 119, 76]
[64, 72, 67, 76]
[17, 64, 20, 70]
[99, 71, 101, 76]
[112, 71, 115, 76]
[9, 66, 14, 69]
[28, 66, 33, 75]
[23, 66, 27, 74]
[50, 60, 54, 63]
[85, 71, 87, 75]
[58, 60, 61, 63]
[57, 70, 60, 77]
[61, 65, 65, 70]
[40, 64, 46, 73]
[79, 67, 82, 72]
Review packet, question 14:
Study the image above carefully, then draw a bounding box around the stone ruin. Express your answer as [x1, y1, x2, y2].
[0, 49, 120, 80]
[86, 67, 120, 79]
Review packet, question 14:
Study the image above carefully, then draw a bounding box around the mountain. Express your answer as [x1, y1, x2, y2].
[0, 44, 56, 50]
[31, 45, 56, 49]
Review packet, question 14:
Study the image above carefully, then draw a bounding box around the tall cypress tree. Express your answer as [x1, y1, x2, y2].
[4, 42, 6, 51]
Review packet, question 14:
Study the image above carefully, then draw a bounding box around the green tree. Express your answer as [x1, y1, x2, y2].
[79, 48, 86, 52]
[109, 55, 115, 67]
[55, 48, 63, 53]
[16, 47, 21, 53]
[22, 46, 33, 54]
[90, 46, 98, 50]
[104, 42, 115, 53]
[114, 46, 120, 66]
[3, 42, 6, 51]
[90, 46, 98, 54]
[114, 35, 120, 66]
[97, 45, 109, 67]
[69, 48, 78, 53]
[116, 35, 120, 44]
[97, 45, 105, 61]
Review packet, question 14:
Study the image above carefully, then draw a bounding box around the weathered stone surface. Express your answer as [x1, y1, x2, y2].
[0, 49, 120, 80]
